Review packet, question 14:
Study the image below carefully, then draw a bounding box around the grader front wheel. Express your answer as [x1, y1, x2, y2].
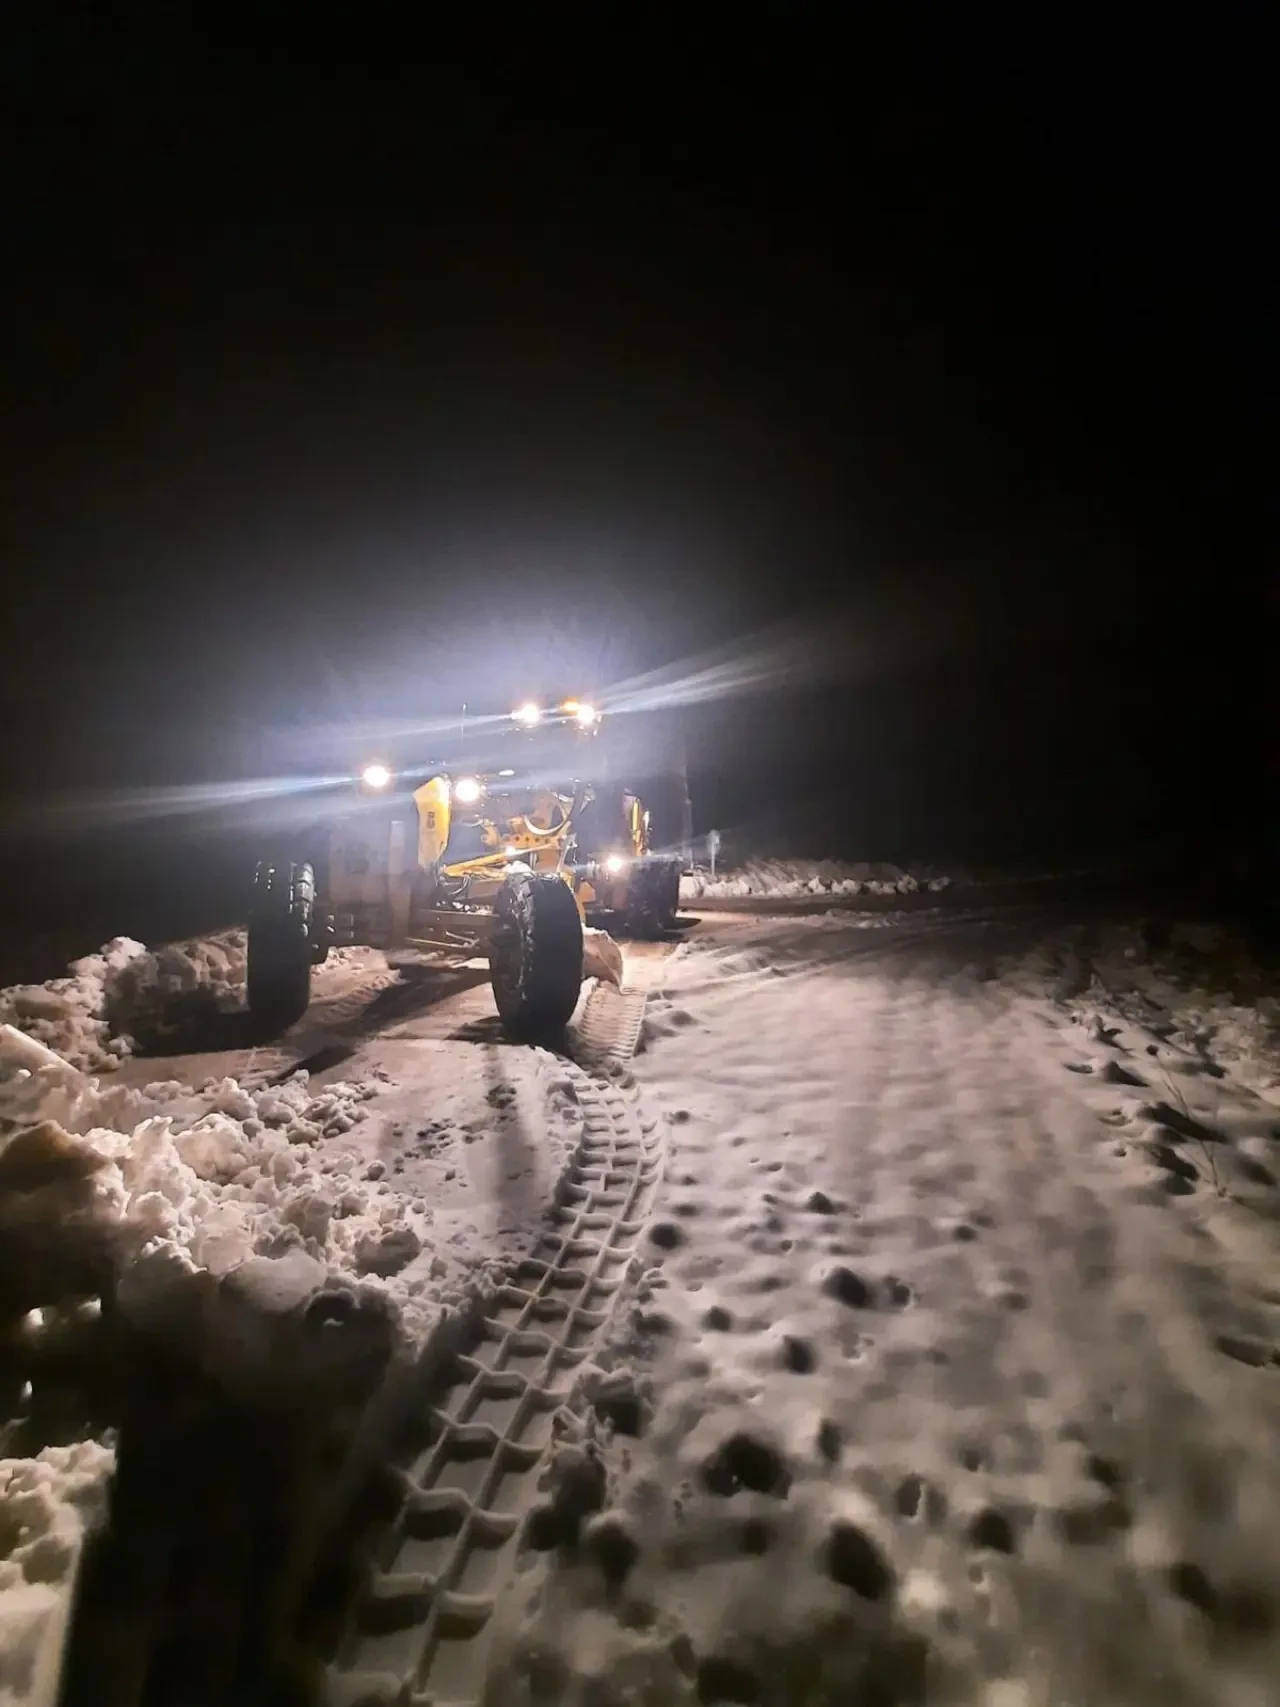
[489, 871, 584, 1040]
[246, 860, 315, 1035]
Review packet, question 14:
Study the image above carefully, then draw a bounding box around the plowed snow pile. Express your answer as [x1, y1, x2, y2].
[0, 930, 249, 1073]
[1, 930, 591, 1689]
[682, 859, 952, 901]
[487, 911, 1280, 1707]
[1, 1036, 582, 1347]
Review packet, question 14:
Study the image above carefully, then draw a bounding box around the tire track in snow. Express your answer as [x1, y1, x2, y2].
[320, 1058, 669, 1706]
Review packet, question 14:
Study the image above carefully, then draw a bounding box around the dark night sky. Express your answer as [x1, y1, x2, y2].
[1, 20, 1266, 868]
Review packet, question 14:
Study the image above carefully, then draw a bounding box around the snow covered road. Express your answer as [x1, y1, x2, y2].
[6, 900, 1280, 1704]
[483, 909, 1280, 1707]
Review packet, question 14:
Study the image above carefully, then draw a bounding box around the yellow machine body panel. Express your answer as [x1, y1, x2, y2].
[325, 768, 604, 945]
[413, 776, 452, 870]
[627, 795, 650, 856]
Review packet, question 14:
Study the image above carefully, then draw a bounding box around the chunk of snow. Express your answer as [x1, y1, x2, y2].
[0, 1441, 114, 1707]
[583, 929, 624, 988]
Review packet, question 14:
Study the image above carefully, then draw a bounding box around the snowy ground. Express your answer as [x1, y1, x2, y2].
[4, 898, 1280, 1703]
[1011, 919, 1280, 1107]
[483, 908, 1280, 1707]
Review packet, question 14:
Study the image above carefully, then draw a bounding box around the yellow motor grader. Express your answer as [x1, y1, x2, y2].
[246, 698, 683, 1039]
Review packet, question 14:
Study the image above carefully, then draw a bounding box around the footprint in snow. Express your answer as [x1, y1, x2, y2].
[1101, 1059, 1148, 1087]
[824, 1520, 895, 1599]
[894, 1474, 925, 1518]
[1056, 1493, 1132, 1545]
[823, 1266, 874, 1309]
[700, 1432, 790, 1498]
[780, 1334, 817, 1373]
[583, 1512, 640, 1586]
[648, 1220, 685, 1250]
[968, 1507, 1017, 1554]
[816, 1419, 843, 1463]
[695, 1656, 761, 1705]
[1215, 1333, 1279, 1370]
[1148, 1142, 1198, 1193]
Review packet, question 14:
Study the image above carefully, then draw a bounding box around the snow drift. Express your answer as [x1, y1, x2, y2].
[681, 859, 952, 902]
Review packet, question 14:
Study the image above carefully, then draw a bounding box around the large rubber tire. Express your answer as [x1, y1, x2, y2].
[626, 857, 682, 939]
[247, 860, 314, 1035]
[489, 871, 584, 1041]
[657, 857, 682, 927]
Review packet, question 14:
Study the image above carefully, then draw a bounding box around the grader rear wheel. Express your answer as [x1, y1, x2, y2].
[625, 857, 682, 939]
[246, 860, 315, 1035]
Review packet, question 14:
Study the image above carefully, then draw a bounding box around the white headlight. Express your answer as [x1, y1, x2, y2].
[453, 776, 482, 805]
[513, 701, 541, 727]
[361, 763, 391, 790]
[504, 844, 518, 858]
[604, 853, 627, 874]
[574, 702, 599, 726]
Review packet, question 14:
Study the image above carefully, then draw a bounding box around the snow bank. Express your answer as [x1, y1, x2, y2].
[0, 1041, 399, 1328]
[0, 939, 148, 1075]
[2, 1030, 587, 1359]
[681, 859, 952, 903]
[0, 928, 604, 1702]
[0, 931, 249, 1074]
[0, 1442, 114, 1707]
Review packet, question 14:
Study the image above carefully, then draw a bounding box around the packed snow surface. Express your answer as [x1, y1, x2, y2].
[487, 908, 1280, 1707]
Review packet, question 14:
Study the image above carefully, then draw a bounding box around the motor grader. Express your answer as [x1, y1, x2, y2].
[246, 698, 685, 1039]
